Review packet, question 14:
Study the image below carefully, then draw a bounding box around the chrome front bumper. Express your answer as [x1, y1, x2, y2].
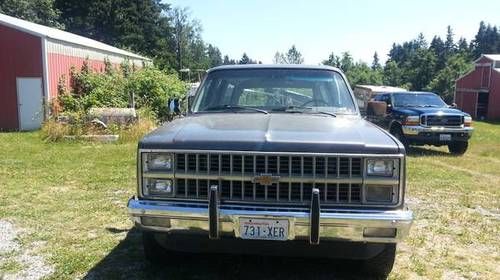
[402, 125, 473, 136]
[127, 198, 413, 244]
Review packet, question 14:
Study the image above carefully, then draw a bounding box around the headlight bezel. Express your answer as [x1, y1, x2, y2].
[139, 151, 176, 198]
[143, 178, 175, 197]
[366, 158, 397, 177]
[143, 152, 174, 172]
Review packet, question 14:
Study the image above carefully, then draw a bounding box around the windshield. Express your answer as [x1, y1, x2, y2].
[392, 93, 446, 107]
[192, 69, 357, 114]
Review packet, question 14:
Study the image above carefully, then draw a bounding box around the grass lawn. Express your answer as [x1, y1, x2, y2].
[0, 122, 499, 279]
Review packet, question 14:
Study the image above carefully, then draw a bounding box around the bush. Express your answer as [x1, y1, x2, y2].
[57, 60, 187, 122]
[127, 67, 187, 120]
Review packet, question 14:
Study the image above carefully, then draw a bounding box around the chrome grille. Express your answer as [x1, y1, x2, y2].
[174, 153, 363, 205]
[421, 115, 463, 127]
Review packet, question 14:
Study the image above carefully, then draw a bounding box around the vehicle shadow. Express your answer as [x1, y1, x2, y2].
[83, 228, 372, 280]
[407, 146, 450, 157]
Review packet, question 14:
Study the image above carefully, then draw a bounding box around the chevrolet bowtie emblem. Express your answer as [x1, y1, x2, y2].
[252, 174, 280, 186]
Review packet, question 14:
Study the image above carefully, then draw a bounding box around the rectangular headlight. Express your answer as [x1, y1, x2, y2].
[366, 185, 395, 203]
[143, 178, 174, 196]
[143, 153, 173, 171]
[366, 159, 395, 177]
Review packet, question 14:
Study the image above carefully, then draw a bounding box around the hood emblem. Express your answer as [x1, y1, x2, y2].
[252, 174, 280, 186]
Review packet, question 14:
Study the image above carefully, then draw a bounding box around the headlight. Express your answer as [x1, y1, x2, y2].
[366, 159, 395, 177]
[464, 116, 472, 127]
[366, 185, 395, 203]
[143, 178, 174, 196]
[143, 153, 173, 171]
[403, 115, 420, 126]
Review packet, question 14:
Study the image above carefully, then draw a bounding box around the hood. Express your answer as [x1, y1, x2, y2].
[394, 107, 468, 116]
[139, 113, 401, 154]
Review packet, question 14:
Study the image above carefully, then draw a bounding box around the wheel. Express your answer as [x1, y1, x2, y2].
[142, 231, 166, 263]
[359, 243, 396, 279]
[448, 141, 468, 155]
[391, 127, 409, 152]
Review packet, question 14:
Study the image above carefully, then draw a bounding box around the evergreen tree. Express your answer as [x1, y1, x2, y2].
[0, 0, 63, 28]
[206, 44, 222, 68]
[322, 52, 341, 68]
[273, 45, 304, 64]
[285, 45, 304, 64]
[430, 36, 446, 70]
[444, 25, 456, 58]
[239, 53, 250, 64]
[371, 52, 382, 70]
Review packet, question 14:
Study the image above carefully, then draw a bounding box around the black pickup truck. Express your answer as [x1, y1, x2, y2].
[366, 91, 473, 155]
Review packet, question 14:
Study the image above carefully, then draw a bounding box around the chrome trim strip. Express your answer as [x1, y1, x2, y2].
[402, 125, 474, 136]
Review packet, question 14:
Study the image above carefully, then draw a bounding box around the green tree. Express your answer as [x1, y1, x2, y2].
[273, 45, 304, 64]
[0, 0, 63, 28]
[223, 55, 236, 65]
[383, 60, 405, 87]
[239, 53, 251, 64]
[471, 21, 500, 58]
[55, 0, 175, 68]
[206, 44, 222, 68]
[426, 54, 473, 103]
[322, 52, 341, 68]
[444, 25, 456, 58]
[404, 48, 436, 90]
[371, 52, 382, 70]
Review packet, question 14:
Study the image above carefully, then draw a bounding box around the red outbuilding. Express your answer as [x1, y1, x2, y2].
[455, 54, 500, 120]
[0, 13, 150, 131]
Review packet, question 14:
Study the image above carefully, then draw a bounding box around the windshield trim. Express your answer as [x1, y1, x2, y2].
[189, 68, 360, 116]
[392, 93, 446, 108]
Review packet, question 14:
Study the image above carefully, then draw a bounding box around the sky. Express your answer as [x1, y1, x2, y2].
[167, 0, 500, 65]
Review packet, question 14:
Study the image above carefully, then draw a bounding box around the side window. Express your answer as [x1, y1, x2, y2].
[380, 94, 391, 105]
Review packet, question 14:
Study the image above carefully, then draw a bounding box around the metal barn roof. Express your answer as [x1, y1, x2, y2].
[0, 13, 149, 61]
[474, 54, 500, 62]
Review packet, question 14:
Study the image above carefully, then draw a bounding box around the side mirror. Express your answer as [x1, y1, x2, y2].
[366, 101, 387, 117]
[168, 99, 181, 114]
[450, 102, 457, 108]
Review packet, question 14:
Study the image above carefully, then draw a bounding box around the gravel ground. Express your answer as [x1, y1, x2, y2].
[0, 220, 54, 280]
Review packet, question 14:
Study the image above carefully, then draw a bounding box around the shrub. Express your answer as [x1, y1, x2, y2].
[127, 67, 187, 120]
[57, 60, 187, 122]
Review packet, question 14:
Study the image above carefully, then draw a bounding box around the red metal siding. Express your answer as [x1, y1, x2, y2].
[47, 53, 119, 99]
[461, 92, 478, 119]
[0, 24, 43, 130]
[488, 70, 500, 120]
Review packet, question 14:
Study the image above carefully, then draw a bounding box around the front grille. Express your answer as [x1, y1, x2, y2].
[174, 153, 363, 205]
[421, 115, 463, 127]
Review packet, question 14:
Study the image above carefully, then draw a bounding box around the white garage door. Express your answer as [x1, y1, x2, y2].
[17, 77, 43, 131]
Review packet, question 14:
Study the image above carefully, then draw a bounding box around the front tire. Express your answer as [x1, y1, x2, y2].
[359, 243, 396, 279]
[391, 127, 409, 152]
[448, 141, 468, 155]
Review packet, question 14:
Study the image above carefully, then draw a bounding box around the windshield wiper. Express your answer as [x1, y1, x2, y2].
[203, 105, 268, 114]
[276, 106, 336, 117]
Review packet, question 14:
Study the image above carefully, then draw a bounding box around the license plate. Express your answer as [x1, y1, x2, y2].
[439, 134, 452, 141]
[239, 218, 288, 241]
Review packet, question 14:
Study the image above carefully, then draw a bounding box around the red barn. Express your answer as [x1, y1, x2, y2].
[0, 13, 150, 131]
[455, 54, 500, 120]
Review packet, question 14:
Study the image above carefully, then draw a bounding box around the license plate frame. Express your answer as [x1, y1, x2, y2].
[439, 134, 452, 141]
[239, 218, 289, 241]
